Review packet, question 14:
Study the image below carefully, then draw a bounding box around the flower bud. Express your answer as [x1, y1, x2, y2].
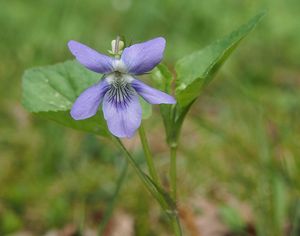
[111, 38, 124, 55]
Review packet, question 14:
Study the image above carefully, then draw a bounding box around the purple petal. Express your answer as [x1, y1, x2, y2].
[102, 92, 142, 138]
[70, 79, 109, 120]
[121, 37, 166, 75]
[131, 79, 176, 104]
[68, 40, 113, 73]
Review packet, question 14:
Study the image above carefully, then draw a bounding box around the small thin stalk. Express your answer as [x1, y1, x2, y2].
[138, 123, 160, 184]
[98, 161, 128, 235]
[172, 215, 182, 236]
[112, 137, 182, 236]
[170, 145, 178, 200]
[112, 137, 168, 209]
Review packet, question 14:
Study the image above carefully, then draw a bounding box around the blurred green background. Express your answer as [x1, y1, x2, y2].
[1, 0, 300, 235]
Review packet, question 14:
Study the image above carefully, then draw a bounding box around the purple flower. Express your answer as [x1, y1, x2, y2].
[68, 37, 176, 138]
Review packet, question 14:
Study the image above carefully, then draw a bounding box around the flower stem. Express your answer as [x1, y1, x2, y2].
[138, 123, 160, 185]
[172, 215, 182, 236]
[170, 145, 177, 201]
[170, 144, 181, 236]
[112, 137, 167, 208]
[112, 137, 182, 236]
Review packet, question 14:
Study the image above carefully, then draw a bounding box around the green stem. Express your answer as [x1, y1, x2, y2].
[98, 161, 128, 235]
[170, 145, 178, 200]
[112, 137, 166, 208]
[172, 215, 182, 236]
[112, 137, 182, 236]
[138, 123, 160, 184]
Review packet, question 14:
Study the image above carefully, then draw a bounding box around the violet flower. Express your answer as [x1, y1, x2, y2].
[68, 37, 176, 138]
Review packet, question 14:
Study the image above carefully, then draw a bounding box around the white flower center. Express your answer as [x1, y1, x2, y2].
[105, 71, 133, 86]
[105, 59, 133, 87]
[112, 59, 127, 74]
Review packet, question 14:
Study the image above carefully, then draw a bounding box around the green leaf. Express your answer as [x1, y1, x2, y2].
[38, 111, 109, 136]
[22, 60, 155, 136]
[22, 60, 109, 136]
[22, 60, 99, 112]
[175, 11, 265, 107]
[160, 12, 265, 145]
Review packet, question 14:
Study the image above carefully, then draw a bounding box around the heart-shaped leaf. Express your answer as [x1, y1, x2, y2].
[22, 60, 109, 136]
[22, 60, 153, 136]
